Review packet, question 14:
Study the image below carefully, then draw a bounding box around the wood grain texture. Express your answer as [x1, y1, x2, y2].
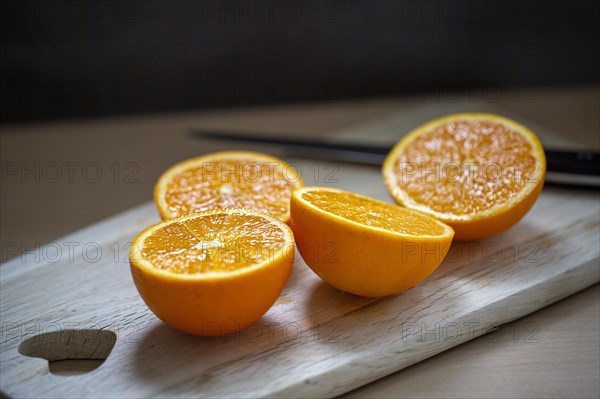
[1, 161, 599, 398]
[341, 283, 600, 399]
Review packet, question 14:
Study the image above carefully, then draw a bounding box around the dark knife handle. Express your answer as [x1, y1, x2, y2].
[545, 150, 599, 176]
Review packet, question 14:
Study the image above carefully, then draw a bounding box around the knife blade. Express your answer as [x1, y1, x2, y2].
[190, 129, 600, 188]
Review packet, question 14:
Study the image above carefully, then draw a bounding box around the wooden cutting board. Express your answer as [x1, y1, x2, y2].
[1, 159, 598, 398]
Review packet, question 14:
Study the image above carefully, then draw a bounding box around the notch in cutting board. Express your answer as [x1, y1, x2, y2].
[18, 329, 117, 376]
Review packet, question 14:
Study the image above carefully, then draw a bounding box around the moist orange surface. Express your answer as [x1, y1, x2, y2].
[301, 190, 446, 236]
[393, 120, 539, 215]
[164, 159, 298, 219]
[139, 213, 286, 274]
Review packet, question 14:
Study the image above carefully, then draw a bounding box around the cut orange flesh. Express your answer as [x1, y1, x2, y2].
[140, 212, 287, 274]
[290, 187, 454, 297]
[154, 151, 303, 223]
[130, 209, 295, 336]
[301, 190, 447, 236]
[383, 113, 546, 240]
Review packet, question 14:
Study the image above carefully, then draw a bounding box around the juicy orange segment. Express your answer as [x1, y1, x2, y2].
[383, 113, 546, 240]
[130, 209, 295, 336]
[290, 187, 454, 297]
[301, 190, 446, 236]
[154, 151, 303, 222]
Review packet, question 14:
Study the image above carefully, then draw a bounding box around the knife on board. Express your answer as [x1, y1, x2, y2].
[190, 129, 600, 189]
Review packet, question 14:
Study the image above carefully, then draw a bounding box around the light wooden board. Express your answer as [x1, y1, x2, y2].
[1, 160, 599, 398]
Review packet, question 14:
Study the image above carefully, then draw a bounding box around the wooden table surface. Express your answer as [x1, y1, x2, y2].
[1, 87, 599, 398]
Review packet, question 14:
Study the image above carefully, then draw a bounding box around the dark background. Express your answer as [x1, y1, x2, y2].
[1, 0, 599, 124]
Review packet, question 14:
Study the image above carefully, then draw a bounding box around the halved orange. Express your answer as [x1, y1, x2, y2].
[290, 187, 454, 297]
[154, 151, 304, 223]
[383, 113, 546, 241]
[130, 209, 295, 336]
